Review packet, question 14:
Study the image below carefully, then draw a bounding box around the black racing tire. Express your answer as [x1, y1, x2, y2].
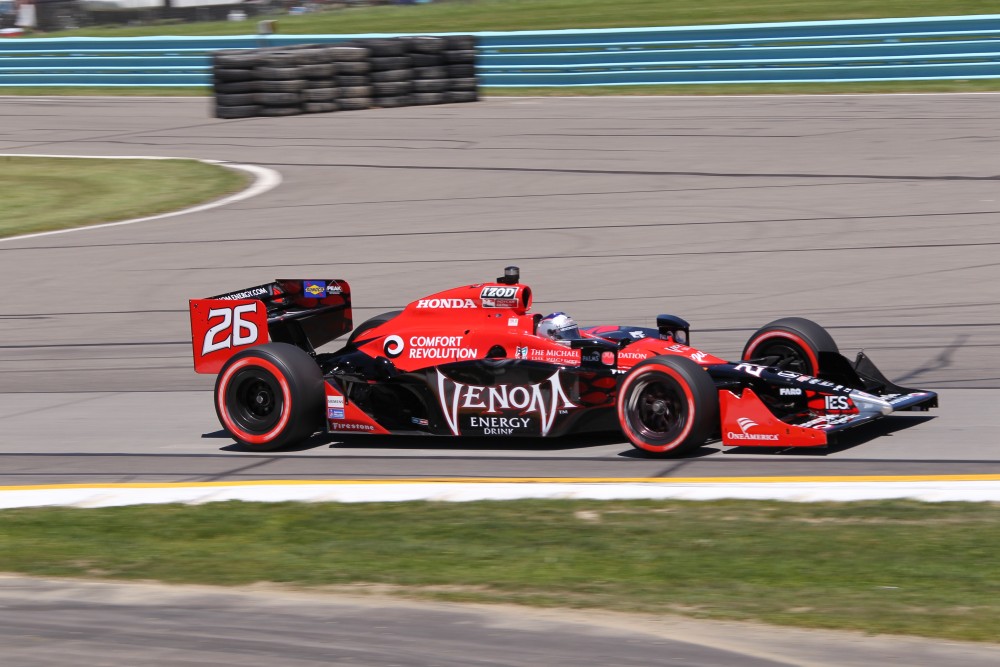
[741, 317, 839, 377]
[303, 87, 338, 102]
[335, 60, 371, 75]
[373, 81, 413, 97]
[366, 38, 406, 57]
[407, 36, 446, 54]
[215, 104, 259, 119]
[339, 86, 373, 99]
[297, 47, 330, 65]
[409, 53, 444, 68]
[445, 90, 479, 103]
[413, 78, 448, 93]
[257, 51, 300, 68]
[347, 310, 403, 347]
[445, 49, 477, 64]
[304, 102, 338, 114]
[213, 51, 259, 68]
[214, 80, 258, 94]
[336, 75, 370, 87]
[256, 67, 303, 81]
[617, 355, 719, 457]
[411, 92, 445, 105]
[371, 69, 412, 83]
[258, 79, 307, 93]
[259, 106, 303, 117]
[329, 46, 368, 62]
[444, 35, 477, 51]
[413, 66, 447, 80]
[371, 56, 411, 71]
[375, 96, 412, 108]
[214, 343, 324, 451]
[337, 98, 373, 111]
[216, 93, 256, 106]
[301, 63, 335, 79]
[447, 64, 476, 78]
[449, 77, 478, 91]
[215, 68, 255, 82]
[256, 92, 302, 106]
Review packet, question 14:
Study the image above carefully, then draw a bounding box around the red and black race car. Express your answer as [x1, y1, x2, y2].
[189, 267, 937, 456]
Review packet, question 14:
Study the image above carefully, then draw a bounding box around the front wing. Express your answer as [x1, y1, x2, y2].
[715, 352, 938, 448]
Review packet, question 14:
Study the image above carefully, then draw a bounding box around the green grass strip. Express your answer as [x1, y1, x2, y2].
[1, 499, 998, 642]
[0, 157, 249, 238]
[40, 1, 1000, 37]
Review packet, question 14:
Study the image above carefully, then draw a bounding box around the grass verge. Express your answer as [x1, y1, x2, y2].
[1, 499, 998, 642]
[0, 156, 249, 238]
[37, 1, 1000, 37]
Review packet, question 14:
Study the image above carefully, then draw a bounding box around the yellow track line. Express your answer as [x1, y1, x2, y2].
[3, 475, 1000, 492]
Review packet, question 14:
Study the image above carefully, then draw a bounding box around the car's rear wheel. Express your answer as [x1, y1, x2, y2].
[617, 356, 718, 456]
[741, 317, 838, 377]
[215, 342, 324, 451]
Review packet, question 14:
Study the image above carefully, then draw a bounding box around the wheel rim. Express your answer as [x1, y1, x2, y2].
[625, 375, 687, 444]
[226, 368, 284, 435]
[753, 340, 815, 375]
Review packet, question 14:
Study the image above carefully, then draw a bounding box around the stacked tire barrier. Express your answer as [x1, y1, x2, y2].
[211, 35, 478, 119]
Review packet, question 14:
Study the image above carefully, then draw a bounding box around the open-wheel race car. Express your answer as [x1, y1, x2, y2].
[189, 267, 937, 456]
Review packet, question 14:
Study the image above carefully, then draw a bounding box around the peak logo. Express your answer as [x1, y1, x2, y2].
[727, 416, 780, 441]
[417, 298, 476, 309]
[435, 370, 576, 436]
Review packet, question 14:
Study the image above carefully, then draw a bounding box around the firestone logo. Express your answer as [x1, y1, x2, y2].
[726, 417, 780, 441]
[417, 298, 476, 309]
[435, 370, 576, 436]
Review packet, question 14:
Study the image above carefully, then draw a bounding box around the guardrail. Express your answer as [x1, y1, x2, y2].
[2, 15, 1000, 87]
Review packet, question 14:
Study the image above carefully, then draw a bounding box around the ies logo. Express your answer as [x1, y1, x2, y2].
[435, 370, 577, 437]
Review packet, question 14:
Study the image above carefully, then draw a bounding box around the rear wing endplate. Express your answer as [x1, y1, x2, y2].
[189, 279, 351, 374]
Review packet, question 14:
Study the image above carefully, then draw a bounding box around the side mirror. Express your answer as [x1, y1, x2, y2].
[656, 314, 690, 345]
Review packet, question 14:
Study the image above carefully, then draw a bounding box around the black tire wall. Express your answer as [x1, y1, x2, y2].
[212, 36, 479, 119]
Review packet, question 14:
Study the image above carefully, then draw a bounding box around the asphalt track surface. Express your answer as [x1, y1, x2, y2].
[1, 94, 998, 484]
[2, 95, 1000, 664]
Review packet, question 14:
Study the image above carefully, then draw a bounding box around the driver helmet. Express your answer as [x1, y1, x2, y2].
[537, 312, 580, 342]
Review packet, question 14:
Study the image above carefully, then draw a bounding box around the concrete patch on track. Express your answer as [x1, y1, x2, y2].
[2, 476, 1000, 508]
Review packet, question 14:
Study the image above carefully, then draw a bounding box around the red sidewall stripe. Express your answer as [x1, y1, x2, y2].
[744, 330, 820, 375]
[217, 357, 292, 445]
[618, 364, 697, 453]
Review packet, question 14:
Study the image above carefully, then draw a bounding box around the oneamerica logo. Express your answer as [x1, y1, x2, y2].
[726, 417, 780, 441]
[435, 370, 576, 437]
[417, 298, 476, 309]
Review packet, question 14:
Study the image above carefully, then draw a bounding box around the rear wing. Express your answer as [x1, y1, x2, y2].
[189, 279, 352, 374]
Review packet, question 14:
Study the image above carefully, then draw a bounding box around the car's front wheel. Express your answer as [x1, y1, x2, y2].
[215, 342, 324, 451]
[741, 317, 838, 377]
[617, 355, 718, 456]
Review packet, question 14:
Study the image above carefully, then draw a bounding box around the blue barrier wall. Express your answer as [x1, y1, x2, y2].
[2, 15, 1000, 87]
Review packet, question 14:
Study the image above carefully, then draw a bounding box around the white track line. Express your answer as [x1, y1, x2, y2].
[2, 479, 1000, 508]
[0, 155, 281, 243]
